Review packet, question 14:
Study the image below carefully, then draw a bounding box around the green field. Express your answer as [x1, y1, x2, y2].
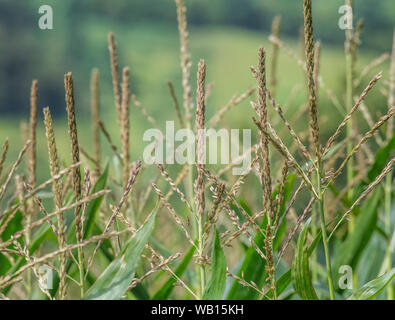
[0, 23, 389, 181]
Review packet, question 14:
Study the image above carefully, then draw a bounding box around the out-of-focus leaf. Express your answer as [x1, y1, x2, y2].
[66, 164, 109, 244]
[84, 211, 157, 300]
[333, 189, 381, 289]
[348, 268, 395, 300]
[79, 224, 150, 300]
[0, 210, 23, 277]
[264, 229, 322, 300]
[291, 220, 318, 300]
[203, 229, 226, 300]
[230, 198, 252, 225]
[0, 210, 23, 242]
[153, 244, 196, 300]
[83, 164, 109, 237]
[227, 174, 296, 300]
[46, 165, 110, 298]
[367, 131, 395, 182]
[0, 253, 11, 276]
[2, 222, 53, 294]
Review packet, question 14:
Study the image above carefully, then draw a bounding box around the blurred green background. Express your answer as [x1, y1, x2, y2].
[0, 0, 394, 180]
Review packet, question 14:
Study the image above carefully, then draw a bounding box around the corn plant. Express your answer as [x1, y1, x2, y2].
[0, 0, 394, 300]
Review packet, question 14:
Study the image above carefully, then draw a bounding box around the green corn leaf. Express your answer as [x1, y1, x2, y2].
[227, 174, 296, 300]
[0, 210, 23, 276]
[264, 228, 322, 300]
[333, 189, 381, 289]
[291, 219, 318, 300]
[45, 165, 110, 298]
[153, 244, 196, 300]
[0, 210, 23, 242]
[328, 133, 394, 217]
[203, 228, 227, 300]
[2, 221, 53, 294]
[83, 164, 109, 237]
[348, 268, 395, 300]
[84, 211, 157, 300]
[82, 222, 150, 300]
[367, 131, 395, 183]
[66, 163, 109, 244]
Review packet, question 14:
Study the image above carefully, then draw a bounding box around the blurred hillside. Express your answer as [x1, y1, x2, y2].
[0, 0, 394, 116]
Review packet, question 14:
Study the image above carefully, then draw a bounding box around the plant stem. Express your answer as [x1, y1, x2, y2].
[345, 0, 355, 233]
[26, 215, 32, 299]
[385, 173, 393, 299]
[346, 50, 354, 229]
[198, 216, 205, 297]
[317, 163, 335, 300]
[311, 206, 318, 284]
[184, 120, 202, 298]
[77, 246, 84, 298]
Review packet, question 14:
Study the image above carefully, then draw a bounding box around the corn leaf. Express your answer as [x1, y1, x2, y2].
[367, 131, 395, 182]
[348, 268, 395, 300]
[153, 244, 196, 300]
[83, 164, 109, 237]
[227, 174, 296, 299]
[265, 228, 322, 299]
[84, 211, 157, 300]
[203, 228, 227, 300]
[47, 165, 110, 298]
[333, 189, 381, 290]
[291, 219, 318, 300]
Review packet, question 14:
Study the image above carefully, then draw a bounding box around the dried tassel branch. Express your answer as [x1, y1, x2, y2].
[0, 140, 30, 203]
[0, 189, 109, 251]
[152, 183, 196, 249]
[24, 182, 58, 237]
[313, 41, 321, 96]
[327, 107, 395, 188]
[269, 16, 281, 96]
[255, 46, 276, 297]
[354, 53, 389, 88]
[359, 103, 384, 146]
[175, 0, 193, 122]
[255, 47, 274, 218]
[65, 72, 83, 245]
[108, 32, 122, 124]
[43, 107, 66, 300]
[324, 72, 383, 155]
[303, 0, 320, 160]
[98, 120, 123, 162]
[168, 81, 185, 128]
[209, 87, 255, 127]
[90, 69, 101, 175]
[0, 139, 9, 178]
[195, 59, 206, 218]
[265, 90, 312, 164]
[131, 94, 156, 126]
[85, 160, 142, 275]
[155, 162, 193, 213]
[253, 118, 318, 199]
[27, 80, 38, 219]
[330, 157, 394, 239]
[195, 59, 207, 295]
[121, 67, 131, 190]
